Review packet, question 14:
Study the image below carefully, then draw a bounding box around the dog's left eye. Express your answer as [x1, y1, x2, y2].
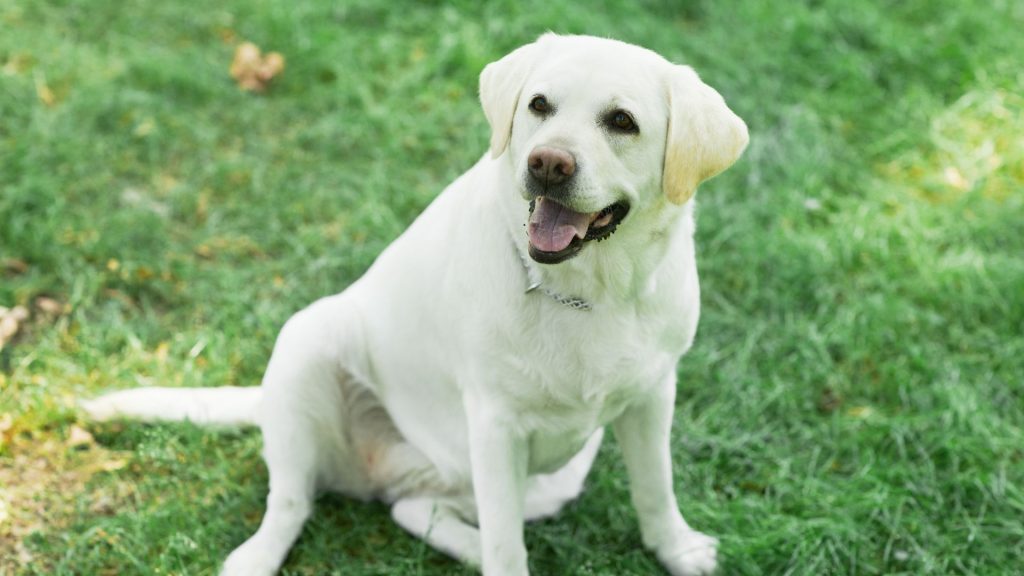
[608, 110, 638, 133]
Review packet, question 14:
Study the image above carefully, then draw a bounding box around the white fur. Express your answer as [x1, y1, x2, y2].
[83, 34, 748, 576]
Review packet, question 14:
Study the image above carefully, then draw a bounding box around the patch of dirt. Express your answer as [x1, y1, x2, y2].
[0, 426, 132, 572]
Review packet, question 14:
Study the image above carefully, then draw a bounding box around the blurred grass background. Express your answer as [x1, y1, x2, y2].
[1, 0, 1022, 574]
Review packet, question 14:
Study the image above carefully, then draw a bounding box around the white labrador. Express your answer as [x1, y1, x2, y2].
[84, 33, 748, 576]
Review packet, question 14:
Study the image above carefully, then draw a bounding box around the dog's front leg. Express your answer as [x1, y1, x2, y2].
[612, 378, 718, 576]
[464, 392, 529, 575]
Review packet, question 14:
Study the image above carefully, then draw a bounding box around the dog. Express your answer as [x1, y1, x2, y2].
[83, 33, 748, 576]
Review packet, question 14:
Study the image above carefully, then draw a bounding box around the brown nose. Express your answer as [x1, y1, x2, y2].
[528, 146, 576, 186]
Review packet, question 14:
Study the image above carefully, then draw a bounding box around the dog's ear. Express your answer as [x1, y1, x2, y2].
[663, 65, 749, 205]
[479, 37, 547, 158]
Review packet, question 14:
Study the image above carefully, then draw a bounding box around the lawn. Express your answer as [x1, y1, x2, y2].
[1, 0, 1023, 574]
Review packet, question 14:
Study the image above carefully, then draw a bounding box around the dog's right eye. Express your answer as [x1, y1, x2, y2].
[528, 95, 550, 115]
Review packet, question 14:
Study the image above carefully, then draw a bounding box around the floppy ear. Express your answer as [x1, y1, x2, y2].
[663, 65, 749, 204]
[479, 38, 546, 158]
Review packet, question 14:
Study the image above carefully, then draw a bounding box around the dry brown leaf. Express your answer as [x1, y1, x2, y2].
[34, 296, 64, 316]
[218, 27, 238, 45]
[230, 41, 285, 92]
[0, 305, 30, 348]
[1, 259, 28, 276]
[67, 425, 95, 449]
[817, 387, 843, 415]
[194, 244, 213, 259]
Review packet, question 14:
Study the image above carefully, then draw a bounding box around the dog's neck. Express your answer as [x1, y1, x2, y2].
[513, 245, 595, 312]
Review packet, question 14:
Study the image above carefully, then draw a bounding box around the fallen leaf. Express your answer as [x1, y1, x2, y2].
[218, 27, 238, 45]
[67, 425, 95, 449]
[34, 296, 64, 316]
[132, 118, 155, 137]
[34, 76, 55, 106]
[2, 53, 34, 76]
[195, 191, 210, 222]
[803, 197, 823, 211]
[817, 387, 843, 414]
[230, 41, 285, 92]
[0, 306, 30, 348]
[120, 187, 171, 218]
[89, 495, 116, 515]
[943, 166, 970, 190]
[847, 406, 874, 419]
[103, 289, 138, 310]
[15, 541, 34, 568]
[194, 244, 213, 259]
[100, 459, 128, 472]
[0, 413, 13, 450]
[155, 341, 170, 363]
[1, 259, 28, 275]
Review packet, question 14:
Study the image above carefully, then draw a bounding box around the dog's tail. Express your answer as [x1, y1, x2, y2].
[81, 386, 261, 426]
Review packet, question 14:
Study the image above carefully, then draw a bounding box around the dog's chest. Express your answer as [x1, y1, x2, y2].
[489, 299, 689, 473]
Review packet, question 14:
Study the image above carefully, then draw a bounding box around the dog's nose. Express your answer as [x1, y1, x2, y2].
[528, 146, 576, 186]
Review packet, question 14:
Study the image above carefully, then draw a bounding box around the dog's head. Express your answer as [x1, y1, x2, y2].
[480, 34, 748, 265]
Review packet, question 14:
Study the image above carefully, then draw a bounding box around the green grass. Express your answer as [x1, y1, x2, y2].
[2, 0, 1023, 574]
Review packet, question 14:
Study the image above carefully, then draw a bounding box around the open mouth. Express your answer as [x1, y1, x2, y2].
[526, 197, 630, 264]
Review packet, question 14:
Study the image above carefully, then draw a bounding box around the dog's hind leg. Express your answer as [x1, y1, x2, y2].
[221, 299, 369, 576]
[391, 497, 482, 568]
[221, 458, 316, 576]
[220, 380, 322, 576]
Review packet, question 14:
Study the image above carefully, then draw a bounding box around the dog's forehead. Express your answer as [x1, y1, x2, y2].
[528, 38, 668, 109]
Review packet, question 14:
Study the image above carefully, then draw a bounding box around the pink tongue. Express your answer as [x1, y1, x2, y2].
[528, 198, 593, 253]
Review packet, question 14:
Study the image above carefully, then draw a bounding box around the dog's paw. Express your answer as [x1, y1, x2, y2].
[655, 529, 718, 576]
[220, 543, 279, 576]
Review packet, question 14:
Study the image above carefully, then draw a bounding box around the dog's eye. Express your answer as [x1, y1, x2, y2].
[529, 95, 550, 115]
[608, 110, 638, 133]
